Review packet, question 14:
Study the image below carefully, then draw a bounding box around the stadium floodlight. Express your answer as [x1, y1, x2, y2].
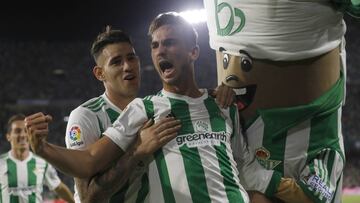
[179, 9, 207, 24]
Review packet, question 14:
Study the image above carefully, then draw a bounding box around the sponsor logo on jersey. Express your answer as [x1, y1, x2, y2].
[9, 186, 38, 195]
[255, 147, 281, 170]
[176, 131, 229, 148]
[303, 174, 334, 201]
[68, 125, 84, 147]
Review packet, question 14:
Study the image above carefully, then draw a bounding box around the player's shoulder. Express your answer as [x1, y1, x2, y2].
[0, 152, 9, 161]
[79, 95, 107, 113]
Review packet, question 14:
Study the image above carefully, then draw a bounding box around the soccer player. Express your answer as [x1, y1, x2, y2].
[65, 27, 187, 203]
[0, 114, 74, 203]
[25, 12, 255, 202]
[203, 1, 360, 202]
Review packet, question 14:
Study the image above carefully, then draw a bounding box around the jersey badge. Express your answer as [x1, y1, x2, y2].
[255, 147, 281, 170]
[68, 125, 84, 147]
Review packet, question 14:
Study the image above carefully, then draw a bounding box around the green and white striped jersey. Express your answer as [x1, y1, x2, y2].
[242, 75, 345, 202]
[105, 89, 249, 203]
[65, 93, 148, 203]
[0, 151, 61, 203]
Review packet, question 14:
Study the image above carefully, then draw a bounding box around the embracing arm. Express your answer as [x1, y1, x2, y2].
[81, 118, 181, 202]
[25, 112, 124, 178]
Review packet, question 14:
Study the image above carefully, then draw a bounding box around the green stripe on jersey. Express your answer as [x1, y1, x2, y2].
[308, 111, 342, 160]
[136, 173, 149, 203]
[154, 150, 176, 203]
[143, 98, 175, 202]
[83, 97, 103, 109]
[7, 158, 19, 202]
[262, 129, 287, 174]
[229, 105, 237, 138]
[7, 159, 17, 187]
[106, 108, 120, 123]
[28, 158, 36, 203]
[204, 98, 243, 202]
[170, 98, 211, 203]
[143, 98, 154, 119]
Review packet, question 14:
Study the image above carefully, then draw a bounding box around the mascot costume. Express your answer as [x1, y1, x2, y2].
[204, 0, 359, 203]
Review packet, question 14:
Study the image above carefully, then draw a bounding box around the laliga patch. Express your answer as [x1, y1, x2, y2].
[303, 174, 334, 201]
[68, 125, 84, 147]
[255, 147, 281, 170]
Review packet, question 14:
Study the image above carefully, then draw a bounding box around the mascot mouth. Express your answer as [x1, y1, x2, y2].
[233, 85, 257, 111]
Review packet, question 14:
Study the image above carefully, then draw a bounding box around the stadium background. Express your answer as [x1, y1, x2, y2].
[0, 0, 359, 202]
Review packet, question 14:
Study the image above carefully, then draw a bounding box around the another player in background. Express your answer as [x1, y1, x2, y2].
[0, 114, 74, 203]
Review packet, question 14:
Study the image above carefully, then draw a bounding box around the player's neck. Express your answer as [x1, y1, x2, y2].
[105, 91, 135, 110]
[11, 148, 29, 161]
[163, 81, 202, 98]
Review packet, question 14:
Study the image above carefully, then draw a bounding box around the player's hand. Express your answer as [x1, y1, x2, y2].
[132, 117, 181, 159]
[248, 191, 273, 203]
[24, 112, 53, 155]
[210, 83, 235, 108]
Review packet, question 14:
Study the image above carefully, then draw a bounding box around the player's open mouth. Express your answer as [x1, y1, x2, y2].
[124, 74, 135, 80]
[232, 85, 257, 111]
[159, 60, 174, 72]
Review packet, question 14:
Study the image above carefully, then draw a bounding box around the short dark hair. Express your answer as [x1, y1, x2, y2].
[6, 114, 26, 134]
[148, 12, 198, 48]
[91, 26, 133, 62]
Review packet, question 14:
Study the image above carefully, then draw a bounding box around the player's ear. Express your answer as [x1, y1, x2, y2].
[93, 66, 105, 81]
[189, 45, 200, 61]
[6, 133, 11, 142]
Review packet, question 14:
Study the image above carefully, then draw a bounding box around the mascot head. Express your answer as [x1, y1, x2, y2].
[216, 48, 257, 111]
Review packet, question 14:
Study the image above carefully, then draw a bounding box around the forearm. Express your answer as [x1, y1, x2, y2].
[54, 182, 75, 203]
[38, 142, 99, 177]
[78, 152, 140, 203]
[39, 140, 123, 178]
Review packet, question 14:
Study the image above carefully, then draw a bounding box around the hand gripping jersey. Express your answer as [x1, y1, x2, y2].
[0, 152, 61, 203]
[204, 0, 346, 60]
[65, 93, 148, 203]
[104, 89, 250, 203]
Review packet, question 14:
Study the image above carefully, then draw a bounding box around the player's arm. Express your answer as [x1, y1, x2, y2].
[26, 112, 180, 179]
[84, 118, 180, 202]
[54, 182, 75, 203]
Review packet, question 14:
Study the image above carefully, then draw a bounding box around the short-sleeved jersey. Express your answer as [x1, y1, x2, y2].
[0, 151, 61, 203]
[105, 89, 249, 203]
[65, 93, 148, 203]
[204, 0, 345, 60]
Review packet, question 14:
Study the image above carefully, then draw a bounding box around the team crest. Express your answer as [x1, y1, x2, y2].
[194, 120, 209, 132]
[255, 147, 281, 170]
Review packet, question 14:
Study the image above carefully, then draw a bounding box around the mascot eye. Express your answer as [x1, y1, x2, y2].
[223, 54, 230, 69]
[239, 50, 253, 72]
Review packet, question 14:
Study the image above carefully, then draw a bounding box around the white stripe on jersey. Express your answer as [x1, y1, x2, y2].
[284, 120, 311, 178]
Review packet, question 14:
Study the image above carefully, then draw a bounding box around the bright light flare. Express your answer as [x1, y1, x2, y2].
[179, 9, 207, 24]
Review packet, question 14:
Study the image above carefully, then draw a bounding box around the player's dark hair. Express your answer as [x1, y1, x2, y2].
[6, 114, 26, 134]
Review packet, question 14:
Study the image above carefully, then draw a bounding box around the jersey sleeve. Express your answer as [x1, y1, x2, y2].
[104, 98, 148, 151]
[65, 107, 101, 150]
[231, 110, 282, 197]
[44, 163, 62, 191]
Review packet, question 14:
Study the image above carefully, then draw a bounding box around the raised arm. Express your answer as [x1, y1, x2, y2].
[25, 112, 181, 179]
[25, 112, 124, 178]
